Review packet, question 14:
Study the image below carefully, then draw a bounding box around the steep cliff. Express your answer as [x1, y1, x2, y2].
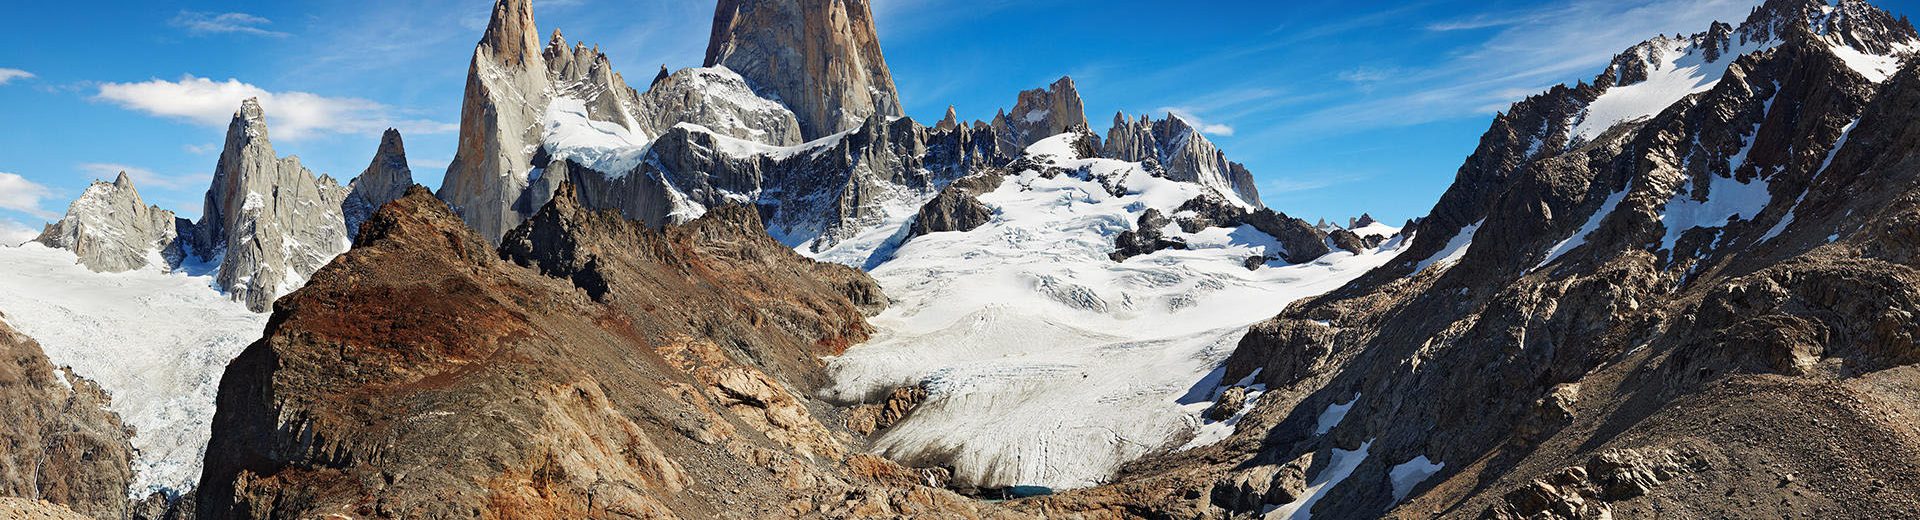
[706, 0, 904, 140]
[191, 98, 353, 313]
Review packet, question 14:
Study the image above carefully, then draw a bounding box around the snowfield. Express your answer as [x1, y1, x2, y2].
[817, 135, 1405, 490]
[0, 244, 267, 498]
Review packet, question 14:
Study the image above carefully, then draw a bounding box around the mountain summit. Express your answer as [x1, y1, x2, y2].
[705, 0, 904, 140]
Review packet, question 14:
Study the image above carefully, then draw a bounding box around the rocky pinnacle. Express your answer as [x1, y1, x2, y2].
[193, 98, 351, 312]
[705, 0, 904, 139]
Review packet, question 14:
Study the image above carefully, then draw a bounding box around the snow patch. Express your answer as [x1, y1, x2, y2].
[1265, 440, 1373, 520]
[1388, 455, 1446, 503]
[1315, 394, 1358, 435]
[1659, 173, 1772, 253]
[1414, 220, 1482, 275]
[542, 96, 652, 178]
[1535, 190, 1628, 270]
[1572, 37, 1773, 143]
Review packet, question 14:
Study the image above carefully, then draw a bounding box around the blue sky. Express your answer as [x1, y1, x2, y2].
[3, 0, 1911, 242]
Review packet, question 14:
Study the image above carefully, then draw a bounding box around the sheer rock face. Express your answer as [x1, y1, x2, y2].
[194, 187, 1007, 519]
[192, 99, 352, 313]
[637, 66, 804, 147]
[33, 173, 185, 272]
[1104, 112, 1264, 208]
[344, 129, 416, 234]
[439, 0, 558, 243]
[0, 315, 135, 520]
[1039, 2, 1920, 518]
[995, 77, 1091, 154]
[705, 0, 904, 140]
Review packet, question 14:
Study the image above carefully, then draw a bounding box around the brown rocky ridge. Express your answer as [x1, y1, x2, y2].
[192, 185, 1029, 518]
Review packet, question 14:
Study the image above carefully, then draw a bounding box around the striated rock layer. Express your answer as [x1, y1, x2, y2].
[195, 187, 1016, 518]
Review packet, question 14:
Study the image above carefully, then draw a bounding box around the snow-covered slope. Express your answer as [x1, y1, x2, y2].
[1572, 35, 1772, 143]
[819, 135, 1403, 490]
[0, 244, 266, 497]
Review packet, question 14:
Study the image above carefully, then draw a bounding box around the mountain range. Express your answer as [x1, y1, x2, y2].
[2, 0, 1918, 518]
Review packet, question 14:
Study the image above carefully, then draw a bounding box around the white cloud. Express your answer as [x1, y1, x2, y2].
[1158, 107, 1236, 137]
[0, 68, 33, 85]
[0, 219, 37, 246]
[0, 173, 55, 219]
[95, 75, 456, 141]
[77, 163, 209, 192]
[170, 11, 290, 38]
[183, 143, 218, 155]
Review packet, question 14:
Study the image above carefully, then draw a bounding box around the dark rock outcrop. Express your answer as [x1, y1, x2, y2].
[908, 172, 1003, 237]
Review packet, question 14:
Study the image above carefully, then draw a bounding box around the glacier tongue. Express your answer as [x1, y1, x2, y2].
[0, 244, 267, 497]
[819, 134, 1404, 490]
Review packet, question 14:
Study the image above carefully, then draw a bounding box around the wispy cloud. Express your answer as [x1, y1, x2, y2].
[0, 68, 33, 85]
[1157, 107, 1236, 137]
[1337, 66, 1399, 84]
[0, 172, 55, 219]
[1425, 12, 1546, 32]
[94, 75, 456, 141]
[77, 163, 209, 192]
[0, 219, 37, 246]
[1252, 0, 1759, 141]
[1261, 173, 1369, 195]
[170, 11, 290, 38]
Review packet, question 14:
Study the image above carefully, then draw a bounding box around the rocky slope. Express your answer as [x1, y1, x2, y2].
[1015, 1, 1920, 517]
[188, 98, 354, 313]
[0, 314, 135, 520]
[194, 186, 1017, 519]
[32, 172, 185, 273]
[706, 0, 904, 140]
